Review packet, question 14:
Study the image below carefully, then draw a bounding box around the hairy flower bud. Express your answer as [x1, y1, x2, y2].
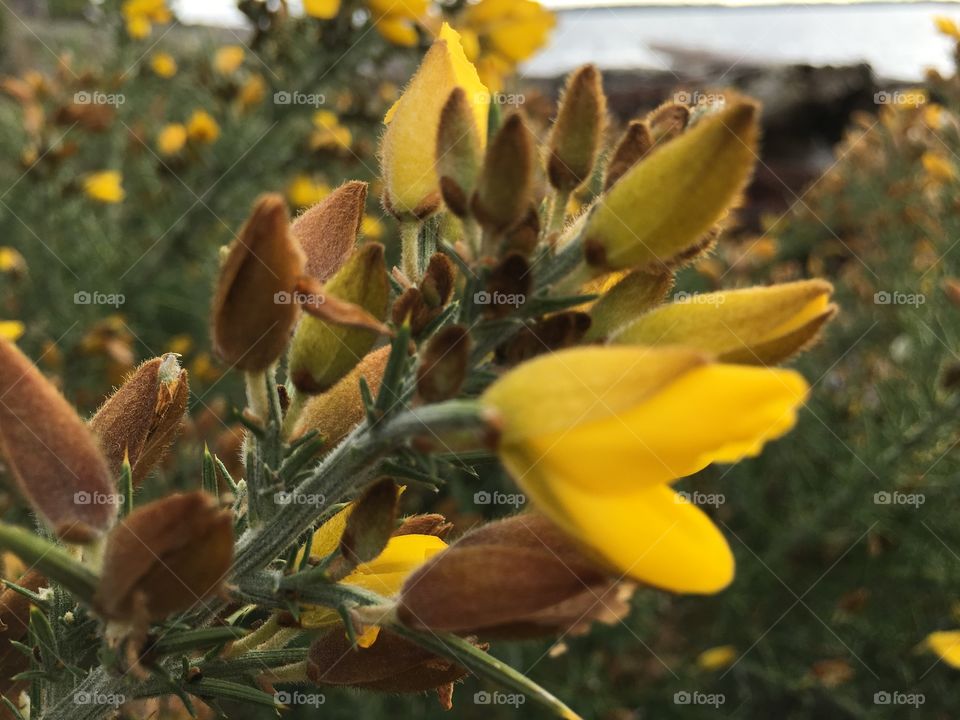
[437, 88, 483, 217]
[548, 64, 606, 192]
[95, 492, 233, 622]
[89, 353, 188, 485]
[288, 243, 389, 393]
[585, 269, 674, 340]
[604, 120, 652, 191]
[0, 340, 115, 542]
[291, 180, 367, 282]
[211, 194, 305, 371]
[417, 325, 470, 403]
[471, 114, 535, 234]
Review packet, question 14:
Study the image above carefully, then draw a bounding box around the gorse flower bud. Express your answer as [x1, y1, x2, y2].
[0, 340, 115, 542]
[547, 64, 606, 192]
[95, 491, 233, 623]
[647, 101, 690, 141]
[398, 513, 631, 638]
[471, 114, 535, 234]
[604, 120, 652, 191]
[481, 346, 808, 593]
[381, 23, 489, 219]
[436, 88, 483, 217]
[612, 280, 837, 365]
[416, 325, 470, 403]
[584, 269, 673, 341]
[291, 180, 367, 283]
[584, 101, 758, 272]
[211, 194, 305, 371]
[89, 353, 188, 485]
[288, 243, 389, 393]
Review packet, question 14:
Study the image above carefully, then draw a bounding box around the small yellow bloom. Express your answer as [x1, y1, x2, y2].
[156, 123, 187, 156]
[237, 73, 267, 110]
[922, 151, 957, 183]
[361, 214, 385, 240]
[83, 171, 125, 204]
[696, 645, 737, 671]
[125, 15, 151, 39]
[167, 334, 193, 356]
[935, 16, 960, 40]
[186, 110, 220, 144]
[213, 45, 245, 75]
[310, 110, 352, 150]
[482, 346, 808, 593]
[0, 247, 26, 274]
[375, 16, 419, 46]
[0, 321, 25, 342]
[122, 0, 171, 38]
[286, 174, 331, 208]
[149, 51, 178, 78]
[380, 23, 489, 217]
[926, 630, 960, 668]
[304, 0, 341, 19]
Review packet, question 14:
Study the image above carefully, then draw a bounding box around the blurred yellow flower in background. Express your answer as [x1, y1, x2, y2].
[0, 247, 26, 275]
[0, 321, 25, 342]
[303, 0, 341, 19]
[238, 73, 267, 111]
[186, 110, 220, 143]
[83, 171, 125, 203]
[361, 214, 385, 240]
[121, 0, 172, 39]
[696, 645, 737, 671]
[213, 45, 245, 75]
[935, 15, 960, 40]
[287, 174, 331, 208]
[926, 630, 960, 668]
[454, 0, 555, 90]
[922, 151, 957, 184]
[149, 51, 177, 78]
[157, 123, 187, 156]
[310, 110, 352, 150]
[304, 0, 427, 46]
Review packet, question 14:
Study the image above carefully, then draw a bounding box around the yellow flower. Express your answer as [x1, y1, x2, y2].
[0, 321, 24, 342]
[237, 73, 267, 111]
[926, 630, 960, 668]
[380, 23, 489, 218]
[362, 214, 385, 240]
[287, 174, 331, 208]
[455, 0, 555, 90]
[186, 110, 220, 144]
[368, 0, 428, 46]
[83, 171, 125, 203]
[0, 247, 26, 274]
[149, 51, 177, 78]
[696, 645, 737, 671]
[922, 151, 957, 184]
[304, 0, 341, 19]
[481, 346, 808, 593]
[298, 505, 446, 646]
[213, 45, 245, 75]
[156, 123, 187, 156]
[121, 0, 171, 39]
[935, 16, 960, 40]
[310, 110, 352, 150]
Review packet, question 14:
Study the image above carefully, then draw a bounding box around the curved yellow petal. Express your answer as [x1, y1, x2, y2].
[927, 630, 960, 668]
[375, 16, 419, 47]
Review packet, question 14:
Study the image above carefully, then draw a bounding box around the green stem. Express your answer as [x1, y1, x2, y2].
[400, 220, 422, 281]
[548, 188, 571, 235]
[260, 660, 308, 684]
[0, 523, 98, 605]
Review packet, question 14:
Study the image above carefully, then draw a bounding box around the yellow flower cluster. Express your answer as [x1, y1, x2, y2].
[121, 0, 172, 39]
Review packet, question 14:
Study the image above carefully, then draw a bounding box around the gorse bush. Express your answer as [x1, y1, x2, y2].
[0, 13, 844, 719]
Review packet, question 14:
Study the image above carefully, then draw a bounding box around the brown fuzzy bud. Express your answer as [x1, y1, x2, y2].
[471, 114, 535, 234]
[420, 253, 456, 309]
[307, 628, 468, 693]
[394, 514, 453, 539]
[496, 312, 591, 366]
[291, 181, 367, 282]
[647, 101, 690, 142]
[89, 354, 189, 485]
[604, 120, 652, 191]
[398, 513, 631, 638]
[483, 253, 531, 318]
[211, 194, 305, 371]
[0, 340, 115, 542]
[291, 346, 391, 447]
[417, 325, 470, 403]
[502, 205, 541, 258]
[437, 89, 483, 218]
[339, 479, 399, 566]
[95, 492, 233, 623]
[548, 64, 607, 192]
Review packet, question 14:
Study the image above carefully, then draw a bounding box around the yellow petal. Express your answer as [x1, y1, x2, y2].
[304, 0, 341, 19]
[83, 171, 125, 203]
[584, 101, 759, 272]
[186, 110, 220, 143]
[367, 0, 428, 19]
[213, 45, 245, 75]
[0, 321, 25, 342]
[926, 630, 960, 668]
[935, 16, 960, 39]
[697, 645, 737, 670]
[156, 123, 187, 156]
[484, 346, 808, 492]
[149, 51, 178, 78]
[613, 280, 836, 365]
[375, 16, 419, 46]
[380, 23, 488, 217]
